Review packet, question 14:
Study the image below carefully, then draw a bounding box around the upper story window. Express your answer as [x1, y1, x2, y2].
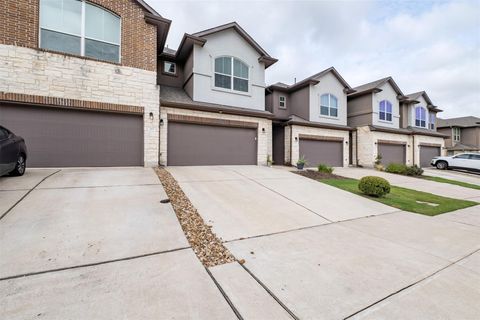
[279, 96, 286, 109]
[415, 106, 426, 128]
[320, 94, 338, 117]
[40, 0, 121, 63]
[429, 113, 435, 130]
[379, 100, 393, 121]
[452, 127, 461, 142]
[214, 57, 249, 93]
[164, 61, 176, 75]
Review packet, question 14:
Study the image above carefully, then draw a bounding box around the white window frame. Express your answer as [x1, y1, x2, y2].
[320, 93, 339, 118]
[213, 56, 249, 94]
[279, 96, 286, 109]
[379, 100, 393, 122]
[164, 61, 176, 75]
[452, 127, 461, 142]
[415, 106, 427, 128]
[39, 0, 122, 63]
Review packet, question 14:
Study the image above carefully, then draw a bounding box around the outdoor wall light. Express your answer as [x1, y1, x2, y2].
[345, 141, 349, 144]
[295, 137, 298, 141]
[149, 112, 154, 120]
[407, 144, 411, 147]
[262, 128, 266, 133]
[160, 118, 164, 126]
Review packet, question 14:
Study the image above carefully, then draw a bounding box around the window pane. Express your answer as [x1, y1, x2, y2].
[379, 101, 385, 112]
[85, 38, 119, 62]
[233, 78, 248, 92]
[41, 29, 81, 55]
[330, 107, 338, 117]
[40, 0, 81, 35]
[233, 59, 248, 78]
[215, 73, 231, 89]
[86, 3, 120, 44]
[215, 57, 231, 75]
[379, 111, 385, 120]
[330, 95, 338, 108]
[386, 113, 392, 121]
[386, 101, 392, 113]
[421, 120, 426, 127]
[320, 94, 329, 106]
[164, 62, 175, 74]
[415, 119, 420, 127]
[320, 106, 329, 116]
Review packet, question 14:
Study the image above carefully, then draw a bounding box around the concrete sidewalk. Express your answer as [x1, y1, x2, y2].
[334, 167, 480, 201]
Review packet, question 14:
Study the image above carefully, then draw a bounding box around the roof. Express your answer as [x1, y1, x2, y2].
[285, 114, 352, 131]
[160, 86, 274, 119]
[437, 116, 480, 128]
[408, 126, 449, 138]
[368, 125, 449, 138]
[404, 91, 442, 112]
[446, 143, 480, 151]
[135, 0, 161, 16]
[348, 77, 405, 99]
[267, 67, 354, 93]
[163, 22, 277, 68]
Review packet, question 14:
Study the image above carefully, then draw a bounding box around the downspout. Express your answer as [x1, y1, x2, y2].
[290, 124, 293, 166]
[412, 134, 415, 166]
[355, 128, 359, 166]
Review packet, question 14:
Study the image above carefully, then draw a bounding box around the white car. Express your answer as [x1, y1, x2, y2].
[431, 153, 480, 171]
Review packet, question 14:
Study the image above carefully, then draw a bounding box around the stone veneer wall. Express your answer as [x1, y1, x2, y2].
[159, 106, 272, 166]
[413, 135, 445, 165]
[288, 125, 350, 167]
[356, 126, 412, 167]
[284, 125, 292, 164]
[0, 44, 160, 166]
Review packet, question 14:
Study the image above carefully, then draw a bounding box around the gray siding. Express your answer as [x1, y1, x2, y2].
[347, 93, 373, 127]
[290, 86, 310, 120]
[157, 59, 185, 87]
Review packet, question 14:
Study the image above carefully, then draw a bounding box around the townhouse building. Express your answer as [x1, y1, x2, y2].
[347, 77, 447, 168]
[437, 116, 480, 155]
[266, 67, 354, 167]
[0, 0, 170, 167]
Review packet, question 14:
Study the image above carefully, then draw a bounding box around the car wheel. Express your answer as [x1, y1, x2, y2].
[10, 154, 26, 176]
[436, 161, 448, 170]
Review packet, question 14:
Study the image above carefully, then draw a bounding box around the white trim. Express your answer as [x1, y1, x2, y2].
[279, 95, 286, 109]
[164, 61, 176, 75]
[319, 93, 339, 118]
[378, 99, 393, 122]
[213, 56, 250, 94]
[414, 106, 427, 128]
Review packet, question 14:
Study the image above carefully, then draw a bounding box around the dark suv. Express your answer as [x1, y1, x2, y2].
[0, 126, 27, 176]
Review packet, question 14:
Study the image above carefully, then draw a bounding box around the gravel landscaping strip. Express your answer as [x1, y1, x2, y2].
[155, 167, 235, 267]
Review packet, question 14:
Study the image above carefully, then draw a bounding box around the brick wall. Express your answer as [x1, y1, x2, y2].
[0, 0, 157, 71]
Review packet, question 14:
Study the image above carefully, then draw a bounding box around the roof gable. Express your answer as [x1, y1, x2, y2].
[349, 76, 404, 99]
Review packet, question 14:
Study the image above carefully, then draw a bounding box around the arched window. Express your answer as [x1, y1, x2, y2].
[320, 94, 338, 117]
[40, 0, 121, 63]
[379, 100, 392, 121]
[415, 106, 427, 127]
[214, 56, 249, 92]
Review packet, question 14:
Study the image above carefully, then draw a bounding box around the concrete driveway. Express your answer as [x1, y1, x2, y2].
[335, 167, 480, 202]
[168, 166, 398, 241]
[168, 166, 480, 319]
[0, 168, 236, 319]
[423, 167, 480, 186]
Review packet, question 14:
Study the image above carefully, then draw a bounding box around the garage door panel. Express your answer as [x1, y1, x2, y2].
[420, 146, 440, 167]
[168, 122, 257, 166]
[378, 143, 406, 165]
[299, 139, 343, 167]
[0, 104, 143, 167]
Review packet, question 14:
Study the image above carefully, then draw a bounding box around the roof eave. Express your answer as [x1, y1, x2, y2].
[144, 13, 172, 54]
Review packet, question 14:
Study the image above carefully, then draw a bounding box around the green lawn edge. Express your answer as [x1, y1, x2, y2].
[423, 176, 480, 190]
[320, 178, 478, 216]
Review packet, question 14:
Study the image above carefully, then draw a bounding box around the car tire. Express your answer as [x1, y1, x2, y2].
[9, 154, 26, 176]
[435, 161, 448, 170]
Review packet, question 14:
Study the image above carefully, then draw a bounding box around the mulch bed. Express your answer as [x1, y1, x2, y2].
[294, 169, 348, 180]
[154, 167, 235, 267]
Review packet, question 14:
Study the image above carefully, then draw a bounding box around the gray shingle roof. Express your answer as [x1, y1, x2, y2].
[437, 116, 480, 128]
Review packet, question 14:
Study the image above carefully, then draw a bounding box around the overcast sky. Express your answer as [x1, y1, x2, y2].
[150, 0, 480, 118]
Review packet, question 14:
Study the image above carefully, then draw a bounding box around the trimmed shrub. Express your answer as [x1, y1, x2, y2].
[317, 164, 334, 174]
[358, 176, 391, 197]
[385, 163, 408, 175]
[405, 165, 424, 176]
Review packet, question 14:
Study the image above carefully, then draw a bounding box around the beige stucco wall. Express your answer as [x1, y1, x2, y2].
[0, 44, 160, 166]
[355, 126, 412, 167]
[159, 107, 272, 166]
[287, 125, 350, 167]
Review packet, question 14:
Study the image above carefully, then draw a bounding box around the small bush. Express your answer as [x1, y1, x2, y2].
[358, 176, 391, 197]
[385, 163, 408, 175]
[317, 164, 333, 174]
[405, 165, 424, 176]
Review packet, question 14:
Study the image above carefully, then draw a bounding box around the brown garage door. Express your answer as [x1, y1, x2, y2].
[0, 104, 143, 167]
[299, 138, 343, 167]
[378, 143, 406, 165]
[420, 146, 440, 167]
[167, 122, 257, 166]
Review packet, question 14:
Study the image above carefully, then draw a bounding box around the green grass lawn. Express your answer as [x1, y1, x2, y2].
[320, 178, 478, 216]
[422, 176, 480, 190]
